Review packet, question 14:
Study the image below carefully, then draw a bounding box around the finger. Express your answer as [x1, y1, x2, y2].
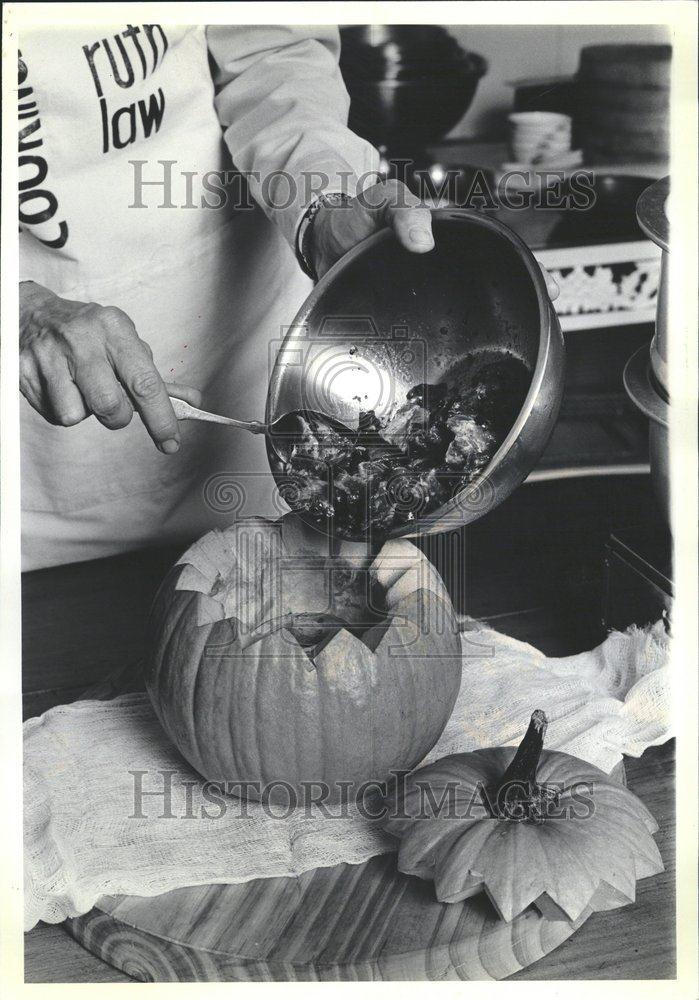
[74, 360, 134, 430]
[43, 375, 89, 426]
[114, 343, 180, 452]
[19, 354, 44, 413]
[386, 203, 435, 253]
[165, 382, 202, 409]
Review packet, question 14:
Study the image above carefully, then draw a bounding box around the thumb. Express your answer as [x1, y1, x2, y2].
[385, 202, 435, 253]
[361, 180, 435, 254]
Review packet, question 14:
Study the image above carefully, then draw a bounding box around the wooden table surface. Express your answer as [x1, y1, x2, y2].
[22, 495, 676, 982]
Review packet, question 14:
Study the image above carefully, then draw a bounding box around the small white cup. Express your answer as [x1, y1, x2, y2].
[508, 111, 572, 164]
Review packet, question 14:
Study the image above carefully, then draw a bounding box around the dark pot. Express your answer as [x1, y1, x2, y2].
[340, 25, 470, 79]
[624, 176, 670, 525]
[623, 346, 669, 524]
[342, 72, 487, 150]
[636, 177, 670, 395]
[340, 26, 487, 150]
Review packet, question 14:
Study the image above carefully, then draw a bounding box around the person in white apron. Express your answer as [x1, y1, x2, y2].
[18, 25, 438, 570]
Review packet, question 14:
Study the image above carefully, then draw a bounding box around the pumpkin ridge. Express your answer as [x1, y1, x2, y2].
[572, 780, 660, 834]
[571, 805, 661, 874]
[170, 596, 217, 778]
[479, 826, 552, 921]
[241, 631, 277, 792]
[206, 623, 244, 785]
[148, 573, 190, 690]
[547, 838, 620, 920]
[433, 823, 493, 902]
[528, 819, 609, 921]
[155, 586, 205, 764]
[252, 630, 269, 788]
[189, 621, 221, 778]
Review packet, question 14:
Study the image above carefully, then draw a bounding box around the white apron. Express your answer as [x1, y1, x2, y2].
[19, 25, 312, 569]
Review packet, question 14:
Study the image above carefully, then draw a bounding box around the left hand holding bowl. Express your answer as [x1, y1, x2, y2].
[309, 179, 558, 300]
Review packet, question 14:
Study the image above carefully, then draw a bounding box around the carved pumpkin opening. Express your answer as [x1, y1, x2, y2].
[268, 564, 391, 655]
[146, 514, 464, 801]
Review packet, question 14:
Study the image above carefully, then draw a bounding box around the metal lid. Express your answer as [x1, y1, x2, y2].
[636, 176, 670, 252]
[623, 345, 669, 428]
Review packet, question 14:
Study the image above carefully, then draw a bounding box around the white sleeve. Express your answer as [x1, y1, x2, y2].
[206, 25, 380, 248]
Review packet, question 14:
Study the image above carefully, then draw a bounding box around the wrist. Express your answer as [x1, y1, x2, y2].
[19, 282, 61, 344]
[20, 280, 55, 312]
[296, 192, 351, 282]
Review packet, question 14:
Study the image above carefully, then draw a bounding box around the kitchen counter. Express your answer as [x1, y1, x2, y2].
[428, 140, 668, 183]
[22, 480, 675, 982]
[407, 139, 664, 482]
[425, 140, 666, 327]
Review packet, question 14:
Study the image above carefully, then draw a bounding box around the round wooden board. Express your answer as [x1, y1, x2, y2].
[64, 772, 625, 982]
[65, 856, 587, 982]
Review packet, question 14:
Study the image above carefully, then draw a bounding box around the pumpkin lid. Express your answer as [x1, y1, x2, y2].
[383, 711, 664, 923]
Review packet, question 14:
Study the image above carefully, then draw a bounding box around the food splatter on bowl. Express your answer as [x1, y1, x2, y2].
[279, 350, 531, 538]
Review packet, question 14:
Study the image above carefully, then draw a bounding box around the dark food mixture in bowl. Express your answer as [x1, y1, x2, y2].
[279, 351, 531, 538]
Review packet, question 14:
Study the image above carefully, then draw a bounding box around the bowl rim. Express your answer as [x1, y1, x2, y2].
[624, 345, 669, 428]
[636, 175, 670, 252]
[508, 111, 573, 127]
[267, 207, 557, 537]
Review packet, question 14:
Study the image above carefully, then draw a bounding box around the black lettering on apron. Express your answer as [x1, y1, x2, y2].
[19, 188, 59, 224]
[123, 25, 148, 80]
[139, 89, 165, 138]
[19, 154, 48, 190]
[103, 35, 135, 88]
[82, 41, 103, 97]
[112, 104, 137, 149]
[83, 26, 169, 154]
[143, 25, 169, 71]
[17, 52, 68, 249]
[19, 119, 43, 152]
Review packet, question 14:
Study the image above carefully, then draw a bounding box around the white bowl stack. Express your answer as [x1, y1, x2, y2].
[507, 111, 576, 166]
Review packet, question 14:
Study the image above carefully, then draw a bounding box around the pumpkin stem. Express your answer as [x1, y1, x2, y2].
[493, 710, 555, 822]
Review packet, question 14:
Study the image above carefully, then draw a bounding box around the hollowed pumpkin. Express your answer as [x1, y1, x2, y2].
[145, 514, 462, 804]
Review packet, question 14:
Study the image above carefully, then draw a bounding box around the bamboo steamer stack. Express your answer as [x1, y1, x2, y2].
[576, 44, 671, 163]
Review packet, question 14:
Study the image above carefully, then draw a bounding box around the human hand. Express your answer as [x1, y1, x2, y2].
[309, 180, 434, 280]
[308, 179, 558, 300]
[19, 281, 201, 453]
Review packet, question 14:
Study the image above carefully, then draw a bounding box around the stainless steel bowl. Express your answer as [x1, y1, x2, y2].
[630, 176, 670, 524]
[266, 208, 565, 540]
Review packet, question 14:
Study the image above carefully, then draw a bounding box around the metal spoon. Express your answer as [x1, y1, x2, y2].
[169, 396, 353, 463]
[170, 396, 267, 435]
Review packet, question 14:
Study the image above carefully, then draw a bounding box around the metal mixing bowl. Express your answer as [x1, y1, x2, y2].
[266, 208, 565, 540]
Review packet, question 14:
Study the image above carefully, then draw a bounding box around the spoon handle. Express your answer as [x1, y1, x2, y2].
[170, 397, 267, 434]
